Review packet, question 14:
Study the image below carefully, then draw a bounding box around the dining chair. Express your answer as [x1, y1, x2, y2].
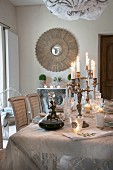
[8, 96, 29, 131]
[0, 113, 5, 160]
[26, 93, 43, 119]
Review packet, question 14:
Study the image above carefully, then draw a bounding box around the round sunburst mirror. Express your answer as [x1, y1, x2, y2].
[35, 28, 79, 72]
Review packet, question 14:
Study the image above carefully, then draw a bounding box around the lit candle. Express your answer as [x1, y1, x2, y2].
[99, 107, 104, 113]
[86, 52, 90, 70]
[66, 86, 68, 97]
[77, 56, 80, 72]
[93, 67, 96, 78]
[71, 62, 75, 79]
[86, 52, 89, 66]
[69, 88, 71, 98]
[50, 85, 53, 88]
[92, 61, 96, 78]
[75, 123, 81, 132]
[44, 85, 47, 88]
[84, 103, 91, 113]
[57, 85, 60, 88]
[91, 60, 94, 70]
[88, 58, 90, 70]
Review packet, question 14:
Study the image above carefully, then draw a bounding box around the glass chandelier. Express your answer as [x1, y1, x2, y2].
[43, 0, 110, 20]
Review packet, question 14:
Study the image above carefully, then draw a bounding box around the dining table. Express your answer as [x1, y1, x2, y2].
[1, 116, 113, 170]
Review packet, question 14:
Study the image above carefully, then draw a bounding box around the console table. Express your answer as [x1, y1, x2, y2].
[37, 88, 66, 113]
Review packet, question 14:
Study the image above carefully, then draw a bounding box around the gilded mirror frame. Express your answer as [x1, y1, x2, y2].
[35, 28, 79, 72]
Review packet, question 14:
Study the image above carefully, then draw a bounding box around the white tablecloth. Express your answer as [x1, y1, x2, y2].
[1, 117, 113, 170]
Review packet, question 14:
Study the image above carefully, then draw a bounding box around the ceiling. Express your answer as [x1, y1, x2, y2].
[9, 0, 44, 6]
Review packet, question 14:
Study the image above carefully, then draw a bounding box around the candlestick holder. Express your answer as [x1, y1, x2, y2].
[71, 79, 76, 87]
[68, 70, 95, 117]
[85, 80, 91, 103]
[87, 70, 93, 79]
[86, 65, 88, 71]
[86, 67, 96, 100]
[76, 78, 84, 117]
[76, 72, 80, 78]
[92, 78, 97, 100]
[68, 76, 92, 117]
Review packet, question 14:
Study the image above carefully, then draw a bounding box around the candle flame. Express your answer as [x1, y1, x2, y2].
[91, 60, 95, 69]
[86, 52, 88, 56]
[71, 62, 74, 67]
[77, 56, 79, 62]
[71, 61, 75, 68]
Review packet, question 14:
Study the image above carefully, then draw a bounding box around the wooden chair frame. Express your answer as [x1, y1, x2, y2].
[26, 93, 42, 118]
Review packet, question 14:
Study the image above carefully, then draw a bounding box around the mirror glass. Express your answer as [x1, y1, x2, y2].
[51, 44, 62, 56]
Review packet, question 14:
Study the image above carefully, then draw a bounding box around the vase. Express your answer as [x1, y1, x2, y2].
[40, 80, 46, 87]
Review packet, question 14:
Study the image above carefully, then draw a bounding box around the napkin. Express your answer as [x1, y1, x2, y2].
[63, 128, 113, 141]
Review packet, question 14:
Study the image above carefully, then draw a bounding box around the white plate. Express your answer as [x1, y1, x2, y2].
[104, 110, 113, 114]
[104, 106, 113, 109]
[104, 100, 113, 106]
[104, 122, 113, 127]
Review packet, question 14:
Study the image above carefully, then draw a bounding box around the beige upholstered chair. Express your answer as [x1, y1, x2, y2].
[8, 96, 29, 131]
[0, 113, 5, 160]
[26, 93, 43, 119]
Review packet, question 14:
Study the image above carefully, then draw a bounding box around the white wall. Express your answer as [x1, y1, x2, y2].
[0, 0, 17, 33]
[16, 1, 113, 95]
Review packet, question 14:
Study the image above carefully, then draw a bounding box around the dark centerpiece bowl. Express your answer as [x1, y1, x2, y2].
[38, 118, 64, 130]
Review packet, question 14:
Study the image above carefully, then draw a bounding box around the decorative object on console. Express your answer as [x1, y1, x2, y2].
[44, 85, 47, 88]
[67, 74, 71, 81]
[35, 28, 78, 72]
[53, 76, 62, 87]
[39, 74, 46, 87]
[43, 0, 110, 20]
